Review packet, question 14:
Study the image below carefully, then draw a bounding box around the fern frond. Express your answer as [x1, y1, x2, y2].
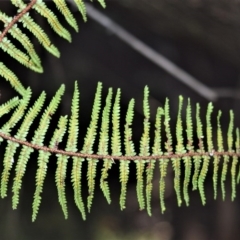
[82, 82, 102, 212]
[0, 81, 239, 220]
[120, 98, 135, 210]
[99, 88, 113, 204]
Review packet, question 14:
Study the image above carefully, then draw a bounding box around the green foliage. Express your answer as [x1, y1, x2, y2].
[120, 99, 135, 210]
[183, 98, 193, 206]
[198, 102, 213, 205]
[0, 82, 239, 220]
[0, 0, 240, 222]
[135, 86, 150, 211]
[83, 82, 102, 212]
[0, 0, 106, 94]
[99, 88, 113, 204]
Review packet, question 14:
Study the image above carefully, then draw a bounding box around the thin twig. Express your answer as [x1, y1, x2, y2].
[83, 3, 218, 101]
[0, 0, 37, 42]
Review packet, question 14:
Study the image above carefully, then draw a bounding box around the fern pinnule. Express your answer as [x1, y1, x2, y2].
[0, 87, 31, 135]
[0, 36, 43, 73]
[66, 82, 79, 152]
[231, 155, 238, 201]
[173, 96, 184, 207]
[99, 88, 113, 204]
[56, 155, 68, 218]
[236, 129, 240, 184]
[12, 146, 33, 208]
[0, 11, 42, 68]
[152, 107, 165, 212]
[18, 11, 60, 58]
[221, 157, 229, 201]
[30, 87, 64, 221]
[192, 103, 203, 190]
[12, 86, 63, 210]
[183, 98, 193, 206]
[232, 127, 239, 199]
[152, 108, 164, 157]
[53, 0, 78, 32]
[32, 85, 65, 146]
[97, 0, 107, 8]
[82, 82, 102, 212]
[32, 150, 51, 222]
[11, 92, 46, 208]
[0, 97, 19, 119]
[136, 86, 150, 212]
[60, 81, 80, 219]
[213, 111, 223, 199]
[220, 110, 234, 201]
[74, 0, 87, 22]
[164, 98, 173, 154]
[198, 102, 213, 205]
[229, 114, 236, 201]
[0, 88, 32, 198]
[146, 108, 165, 216]
[32, 115, 67, 222]
[159, 98, 172, 213]
[11, 0, 71, 42]
[120, 98, 135, 210]
[111, 88, 122, 156]
[108, 88, 122, 193]
[0, 63, 26, 96]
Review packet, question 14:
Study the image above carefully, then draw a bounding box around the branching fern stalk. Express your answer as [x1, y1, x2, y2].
[0, 0, 240, 222]
[0, 81, 240, 221]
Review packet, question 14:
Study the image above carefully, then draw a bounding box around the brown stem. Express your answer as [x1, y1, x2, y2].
[0, 132, 240, 161]
[0, 0, 37, 43]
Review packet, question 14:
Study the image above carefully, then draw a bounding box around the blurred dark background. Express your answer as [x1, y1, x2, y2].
[0, 0, 240, 239]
